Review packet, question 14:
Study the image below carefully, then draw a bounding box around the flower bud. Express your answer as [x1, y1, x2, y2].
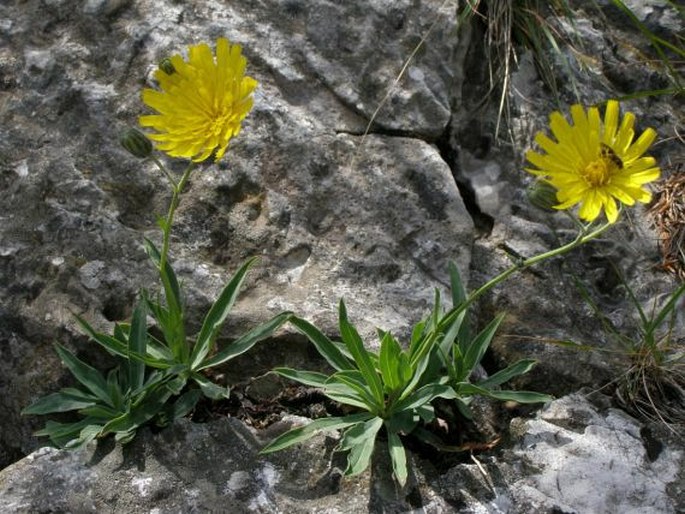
[526, 180, 559, 211]
[158, 58, 176, 75]
[120, 128, 153, 158]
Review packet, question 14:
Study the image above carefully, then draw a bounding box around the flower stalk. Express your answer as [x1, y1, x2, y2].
[462, 220, 613, 315]
[150, 157, 197, 275]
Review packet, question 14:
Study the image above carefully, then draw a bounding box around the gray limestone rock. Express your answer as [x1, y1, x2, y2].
[1, 394, 681, 513]
[0, 0, 471, 465]
[0, 0, 683, 511]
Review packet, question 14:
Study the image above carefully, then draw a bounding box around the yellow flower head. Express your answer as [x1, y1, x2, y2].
[526, 100, 660, 223]
[139, 38, 258, 162]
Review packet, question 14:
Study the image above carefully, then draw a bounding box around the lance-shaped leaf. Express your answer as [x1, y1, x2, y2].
[74, 314, 166, 369]
[190, 257, 257, 370]
[127, 298, 148, 392]
[260, 412, 373, 454]
[54, 344, 113, 407]
[327, 370, 378, 411]
[192, 372, 229, 400]
[338, 300, 384, 406]
[387, 431, 408, 486]
[273, 368, 329, 388]
[476, 359, 538, 389]
[22, 388, 97, 415]
[392, 382, 456, 414]
[460, 313, 505, 382]
[144, 238, 186, 360]
[379, 332, 404, 393]
[288, 315, 353, 372]
[455, 382, 553, 403]
[338, 417, 383, 477]
[198, 312, 292, 370]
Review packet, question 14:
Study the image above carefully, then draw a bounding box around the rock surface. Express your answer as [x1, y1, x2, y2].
[0, 0, 471, 463]
[0, 0, 683, 512]
[0, 394, 681, 513]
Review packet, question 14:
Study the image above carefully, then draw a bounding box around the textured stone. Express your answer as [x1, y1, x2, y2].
[0, 0, 471, 464]
[1, 395, 681, 513]
[0, 0, 683, 512]
[505, 394, 683, 514]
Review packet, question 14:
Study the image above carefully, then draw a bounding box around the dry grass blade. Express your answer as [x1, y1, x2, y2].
[616, 355, 685, 434]
[648, 165, 685, 282]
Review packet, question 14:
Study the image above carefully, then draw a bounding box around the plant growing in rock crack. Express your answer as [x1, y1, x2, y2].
[469, 0, 684, 136]
[262, 99, 663, 485]
[260, 263, 551, 486]
[23, 38, 290, 447]
[22, 301, 186, 448]
[574, 271, 685, 430]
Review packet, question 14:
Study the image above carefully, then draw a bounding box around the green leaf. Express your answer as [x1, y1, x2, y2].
[448, 261, 472, 346]
[487, 390, 553, 404]
[338, 300, 384, 406]
[476, 358, 538, 389]
[144, 290, 171, 332]
[385, 409, 418, 434]
[393, 383, 456, 413]
[54, 344, 113, 407]
[454, 382, 552, 404]
[74, 314, 127, 355]
[460, 313, 505, 381]
[322, 382, 374, 410]
[648, 282, 685, 334]
[22, 389, 97, 415]
[143, 238, 186, 361]
[327, 370, 378, 411]
[410, 321, 426, 347]
[113, 322, 128, 343]
[127, 298, 148, 392]
[415, 404, 435, 423]
[144, 336, 174, 363]
[449, 261, 467, 308]
[101, 384, 175, 435]
[74, 424, 104, 448]
[260, 412, 373, 454]
[387, 431, 408, 486]
[190, 257, 257, 370]
[397, 352, 413, 387]
[163, 374, 188, 395]
[398, 343, 437, 402]
[274, 368, 329, 388]
[379, 332, 403, 392]
[78, 404, 120, 419]
[338, 417, 383, 477]
[106, 368, 125, 410]
[114, 429, 137, 445]
[197, 311, 291, 370]
[75, 314, 165, 369]
[289, 315, 353, 371]
[438, 309, 466, 360]
[35, 419, 102, 448]
[167, 389, 202, 421]
[408, 328, 440, 370]
[192, 373, 230, 400]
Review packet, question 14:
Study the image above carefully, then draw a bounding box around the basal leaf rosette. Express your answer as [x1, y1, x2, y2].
[140, 38, 258, 162]
[526, 100, 661, 223]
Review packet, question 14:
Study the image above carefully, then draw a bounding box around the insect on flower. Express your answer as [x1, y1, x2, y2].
[599, 143, 624, 171]
[526, 100, 661, 223]
[139, 38, 258, 162]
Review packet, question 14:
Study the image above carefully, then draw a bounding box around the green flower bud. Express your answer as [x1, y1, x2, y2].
[120, 128, 153, 158]
[159, 58, 176, 75]
[527, 180, 559, 212]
